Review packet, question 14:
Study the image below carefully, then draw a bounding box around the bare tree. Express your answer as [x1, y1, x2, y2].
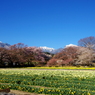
[78, 36, 95, 50]
[74, 47, 95, 66]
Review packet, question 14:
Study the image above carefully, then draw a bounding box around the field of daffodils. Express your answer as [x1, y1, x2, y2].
[0, 69, 95, 95]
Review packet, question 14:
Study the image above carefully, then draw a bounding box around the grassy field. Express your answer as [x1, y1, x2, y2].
[0, 69, 95, 95]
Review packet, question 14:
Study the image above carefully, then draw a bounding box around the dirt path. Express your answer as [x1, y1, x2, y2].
[9, 90, 46, 95]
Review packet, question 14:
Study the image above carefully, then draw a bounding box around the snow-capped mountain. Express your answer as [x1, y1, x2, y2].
[39, 46, 63, 54]
[40, 44, 77, 54]
[65, 44, 78, 48]
[0, 41, 10, 48]
[0, 42, 77, 54]
[39, 46, 55, 54]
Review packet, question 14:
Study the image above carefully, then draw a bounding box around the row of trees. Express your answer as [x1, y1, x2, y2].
[47, 36, 95, 66]
[0, 36, 95, 67]
[0, 43, 51, 67]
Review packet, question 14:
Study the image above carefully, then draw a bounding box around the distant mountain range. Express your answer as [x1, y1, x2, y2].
[0, 41, 10, 48]
[0, 42, 77, 54]
[0, 42, 63, 54]
[39, 46, 63, 54]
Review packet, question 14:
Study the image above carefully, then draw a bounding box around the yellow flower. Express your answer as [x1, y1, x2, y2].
[87, 92, 91, 95]
[71, 92, 74, 94]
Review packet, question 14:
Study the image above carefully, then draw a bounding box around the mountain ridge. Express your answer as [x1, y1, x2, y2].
[39, 46, 63, 54]
[0, 42, 77, 54]
[0, 41, 10, 48]
[0, 42, 63, 54]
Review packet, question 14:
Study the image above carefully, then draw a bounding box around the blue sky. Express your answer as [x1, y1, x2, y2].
[0, 0, 95, 49]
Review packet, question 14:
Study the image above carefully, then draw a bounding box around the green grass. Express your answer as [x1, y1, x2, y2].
[0, 69, 95, 94]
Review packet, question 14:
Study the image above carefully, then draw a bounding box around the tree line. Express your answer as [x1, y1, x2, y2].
[0, 36, 95, 67]
[47, 36, 95, 66]
[0, 43, 50, 67]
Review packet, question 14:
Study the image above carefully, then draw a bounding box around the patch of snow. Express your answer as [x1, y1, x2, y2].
[65, 44, 77, 48]
[39, 46, 63, 54]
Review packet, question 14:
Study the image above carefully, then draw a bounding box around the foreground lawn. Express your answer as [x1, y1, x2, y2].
[0, 69, 95, 95]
